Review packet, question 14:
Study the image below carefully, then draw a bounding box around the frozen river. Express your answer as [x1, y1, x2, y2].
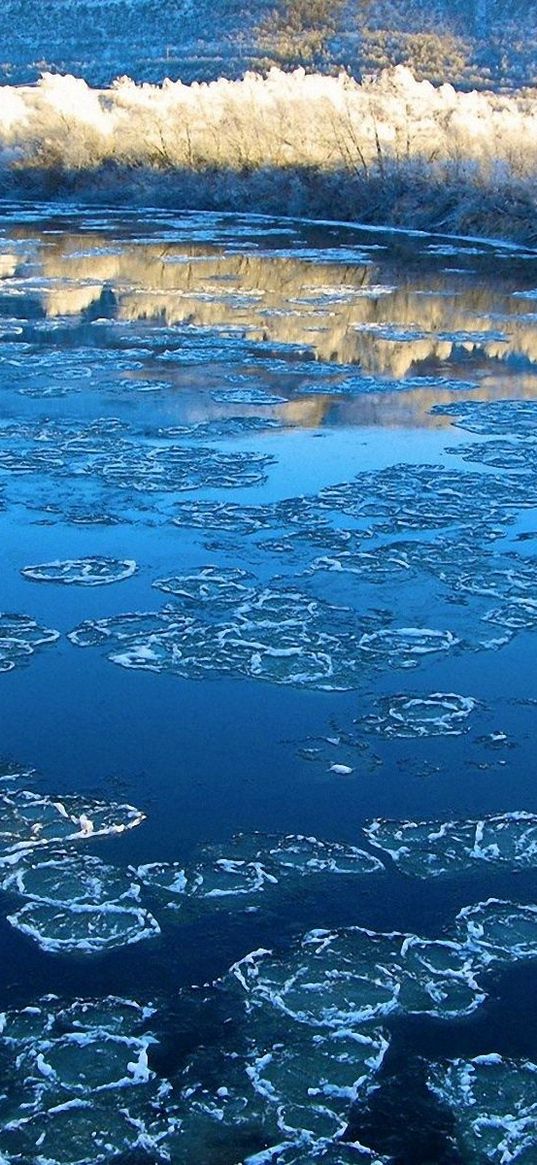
[0, 205, 537, 1163]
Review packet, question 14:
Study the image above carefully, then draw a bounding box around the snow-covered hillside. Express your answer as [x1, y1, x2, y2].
[0, 0, 536, 89]
[0, 0, 273, 86]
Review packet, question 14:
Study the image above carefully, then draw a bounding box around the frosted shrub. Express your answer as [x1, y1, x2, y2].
[1, 66, 536, 241]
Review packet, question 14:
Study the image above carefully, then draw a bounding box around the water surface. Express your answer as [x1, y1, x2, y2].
[1, 206, 537, 1164]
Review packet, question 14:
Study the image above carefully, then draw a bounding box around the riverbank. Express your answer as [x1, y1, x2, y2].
[1, 67, 536, 246]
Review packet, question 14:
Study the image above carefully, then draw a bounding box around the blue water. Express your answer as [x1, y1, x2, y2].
[1, 206, 537, 1164]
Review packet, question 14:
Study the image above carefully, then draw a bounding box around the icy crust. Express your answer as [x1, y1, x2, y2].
[0, 614, 59, 674]
[6, 901, 160, 954]
[364, 813, 537, 878]
[67, 583, 459, 690]
[21, 557, 137, 586]
[0, 995, 177, 1165]
[427, 1055, 537, 1164]
[231, 928, 487, 1026]
[358, 693, 477, 738]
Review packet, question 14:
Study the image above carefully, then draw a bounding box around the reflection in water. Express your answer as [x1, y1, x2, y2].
[1, 211, 537, 1165]
[2, 218, 537, 421]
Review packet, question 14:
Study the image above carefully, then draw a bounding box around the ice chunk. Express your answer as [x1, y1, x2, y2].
[247, 1026, 389, 1139]
[19, 1031, 155, 1094]
[211, 388, 288, 405]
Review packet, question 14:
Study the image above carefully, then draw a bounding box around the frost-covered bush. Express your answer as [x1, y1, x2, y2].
[2, 66, 535, 176]
[1, 66, 536, 242]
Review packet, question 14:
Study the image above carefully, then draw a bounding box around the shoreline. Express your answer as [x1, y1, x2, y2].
[1, 165, 535, 251]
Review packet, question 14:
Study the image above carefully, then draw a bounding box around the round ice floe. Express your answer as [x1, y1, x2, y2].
[454, 559, 536, 601]
[427, 1055, 537, 1165]
[482, 598, 537, 632]
[210, 388, 287, 405]
[7, 900, 160, 954]
[0, 1003, 55, 1047]
[247, 1026, 389, 1140]
[152, 566, 255, 608]
[187, 858, 278, 902]
[0, 637, 33, 673]
[359, 692, 477, 738]
[1, 851, 140, 906]
[21, 557, 137, 586]
[357, 627, 459, 668]
[20, 1031, 155, 1094]
[433, 399, 537, 441]
[135, 862, 188, 897]
[0, 614, 59, 674]
[455, 899, 537, 965]
[55, 996, 155, 1036]
[397, 937, 486, 1018]
[452, 439, 537, 472]
[172, 500, 269, 534]
[67, 609, 194, 648]
[264, 836, 383, 876]
[364, 813, 537, 878]
[232, 934, 401, 1028]
[0, 788, 145, 858]
[307, 545, 414, 584]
